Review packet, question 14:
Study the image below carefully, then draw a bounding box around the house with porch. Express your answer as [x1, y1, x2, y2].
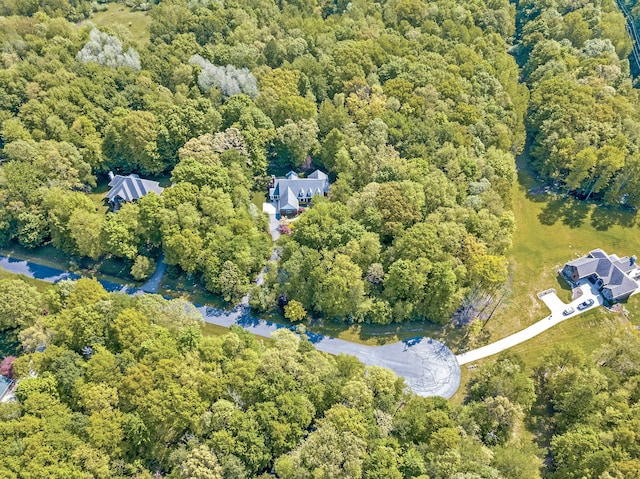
[268, 170, 330, 216]
[104, 173, 164, 211]
[561, 249, 640, 303]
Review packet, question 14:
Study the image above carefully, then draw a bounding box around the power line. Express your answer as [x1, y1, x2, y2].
[615, 0, 640, 76]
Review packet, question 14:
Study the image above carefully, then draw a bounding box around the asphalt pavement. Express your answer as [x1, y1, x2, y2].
[0, 254, 461, 399]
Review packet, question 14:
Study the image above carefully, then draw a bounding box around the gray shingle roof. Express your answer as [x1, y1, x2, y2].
[565, 249, 638, 301]
[595, 258, 614, 280]
[604, 267, 638, 298]
[280, 187, 299, 211]
[566, 256, 599, 277]
[271, 170, 329, 213]
[307, 170, 328, 180]
[613, 257, 635, 273]
[105, 175, 164, 203]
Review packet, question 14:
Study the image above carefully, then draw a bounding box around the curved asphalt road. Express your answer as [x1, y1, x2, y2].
[0, 254, 461, 399]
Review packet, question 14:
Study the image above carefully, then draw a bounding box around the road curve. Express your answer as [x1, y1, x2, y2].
[0, 254, 461, 399]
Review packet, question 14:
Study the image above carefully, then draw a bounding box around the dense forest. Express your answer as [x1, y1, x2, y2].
[1, 278, 540, 478]
[1, 277, 640, 478]
[0, 0, 529, 323]
[3, 0, 640, 477]
[517, 0, 640, 207]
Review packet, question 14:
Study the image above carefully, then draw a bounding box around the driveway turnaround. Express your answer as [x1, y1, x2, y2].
[201, 305, 460, 398]
[456, 282, 602, 365]
[0, 254, 461, 399]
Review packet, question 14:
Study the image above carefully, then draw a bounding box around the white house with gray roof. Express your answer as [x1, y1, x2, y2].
[268, 170, 330, 216]
[104, 173, 164, 210]
[562, 249, 640, 302]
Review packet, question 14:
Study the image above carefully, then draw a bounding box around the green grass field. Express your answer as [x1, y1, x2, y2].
[87, 182, 111, 214]
[88, 3, 151, 46]
[296, 316, 464, 346]
[452, 156, 640, 401]
[200, 322, 233, 338]
[484, 157, 640, 341]
[296, 154, 640, 351]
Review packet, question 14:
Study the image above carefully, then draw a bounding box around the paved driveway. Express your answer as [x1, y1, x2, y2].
[457, 282, 602, 365]
[539, 281, 601, 318]
[140, 253, 167, 293]
[200, 303, 461, 398]
[0, 254, 461, 399]
[262, 202, 280, 241]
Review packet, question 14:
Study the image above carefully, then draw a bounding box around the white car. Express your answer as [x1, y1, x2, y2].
[562, 306, 575, 316]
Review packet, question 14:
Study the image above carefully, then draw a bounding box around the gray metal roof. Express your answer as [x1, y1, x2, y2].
[105, 175, 164, 202]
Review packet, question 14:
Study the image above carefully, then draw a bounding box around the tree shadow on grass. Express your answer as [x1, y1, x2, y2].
[538, 197, 588, 228]
[590, 205, 636, 231]
[555, 273, 572, 293]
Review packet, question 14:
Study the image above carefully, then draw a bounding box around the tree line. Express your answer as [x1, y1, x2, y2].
[0, 277, 542, 478]
[1, 0, 527, 323]
[3, 276, 640, 478]
[516, 0, 640, 207]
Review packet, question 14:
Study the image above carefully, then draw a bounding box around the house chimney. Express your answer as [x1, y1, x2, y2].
[108, 171, 115, 180]
[631, 255, 637, 266]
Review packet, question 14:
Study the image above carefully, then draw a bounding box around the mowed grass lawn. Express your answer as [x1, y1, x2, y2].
[453, 158, 640, 401]
[88, 4, 151, 45]
[304, 156, 640, 349]
[485, 161, 640, 341]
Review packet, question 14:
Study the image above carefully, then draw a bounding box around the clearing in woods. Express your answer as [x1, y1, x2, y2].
[87, 3, 151, 45]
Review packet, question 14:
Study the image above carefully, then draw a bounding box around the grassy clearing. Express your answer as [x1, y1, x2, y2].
[484, 157, 640, 342]
[455, 309, 632, 403]
[505, 308, 620, 367]
[159, 274, 230, 309]
[88, 3, 151, 46]
[453, 156, 640, 396]
[87, 182, 111, 214]
[200, 322, 232, 338]
[304, 318, 465, 346]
